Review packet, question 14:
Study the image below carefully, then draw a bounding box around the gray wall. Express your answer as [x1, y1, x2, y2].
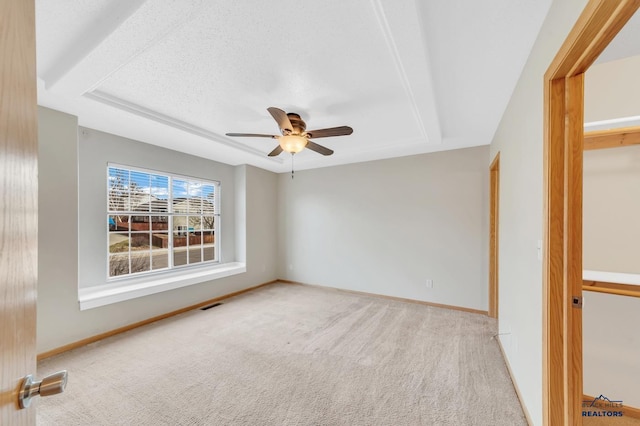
[489, 1, 588, 424]
[38, 107, 278, 353]
[277, 146, 490, 311]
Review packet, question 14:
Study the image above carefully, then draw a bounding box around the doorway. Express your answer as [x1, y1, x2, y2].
[543, 0, 640, 424]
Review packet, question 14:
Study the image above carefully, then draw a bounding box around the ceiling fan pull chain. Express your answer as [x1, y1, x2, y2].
[291, 153, 295, 179]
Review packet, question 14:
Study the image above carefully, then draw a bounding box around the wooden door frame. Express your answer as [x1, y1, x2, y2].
[489, 153, 500, 319]
[543, 1, 640, 424]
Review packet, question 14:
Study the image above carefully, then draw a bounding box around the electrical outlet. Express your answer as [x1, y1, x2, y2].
[425, 279, 434, 288]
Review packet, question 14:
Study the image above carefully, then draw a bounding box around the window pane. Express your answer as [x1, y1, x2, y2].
[109, 233, 129, 254]
[108, 215, 118, 232]
[109, 254, 130, 277]
[130, 215, 149, 231]
[173, 232, 188, 266]
[202, 216, 214, 230]
[150, 199, 168, 213]
[108, 168, 130, 212]
[203, 247, 215, 262]
[151, 231, 168, 271]
[131, 232, 150, 250]
[203, 230, 215, 261]
[151, 231, 169, 250]
[110, 215, 130, 232]
[173, 179, 188, 214]
[150, 215, 168, 231]
[130, 252, 151, 274]
[188, 227, 203, 265]
[174, 216, 188, 236]
[189, 232, 202, 264]
[152, 253, 169, 270]
[188, 246, 202, 264]
[187, 181, 202, 214]
[202, 185, 215, 215]
[130, 170, 150, 212]
[173, 229, 187, 251]
[150, 174, 169, 213]
[130, 231, 150, 274]
[189, 216, 202, 230]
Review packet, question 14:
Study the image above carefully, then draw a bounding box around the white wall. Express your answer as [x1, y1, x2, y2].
[582, 290, 640, 408]
[38, 107, 278, 353]
[582, 55, 640, 408]
[489, 1, 588, 424]
[585, 54, 640, 123]
[583, 145, 640, 274]
[277, 146, 489, 312]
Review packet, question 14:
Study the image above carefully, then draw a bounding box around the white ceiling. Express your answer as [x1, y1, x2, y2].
[36, 0, 552, 173]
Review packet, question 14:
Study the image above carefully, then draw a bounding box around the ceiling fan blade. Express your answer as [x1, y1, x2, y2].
[268, 145, 283, 157]
[306, 126, 353, 139]
[305, 140, 334, 156]
[267, 107, 293, 133]
[226, 133, 276, 138]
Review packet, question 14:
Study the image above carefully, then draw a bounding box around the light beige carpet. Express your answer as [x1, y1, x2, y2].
[37, 283, 527, 425]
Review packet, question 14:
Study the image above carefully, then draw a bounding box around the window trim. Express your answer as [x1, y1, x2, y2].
[106, 163, 221, 280]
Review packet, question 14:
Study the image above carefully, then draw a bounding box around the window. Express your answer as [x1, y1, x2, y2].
[107, 165, 219, 278]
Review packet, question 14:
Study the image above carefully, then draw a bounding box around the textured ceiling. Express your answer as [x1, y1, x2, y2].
[36, 0, 552, 173]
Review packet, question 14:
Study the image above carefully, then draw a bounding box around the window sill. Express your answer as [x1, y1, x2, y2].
[78, 262, 246, 310]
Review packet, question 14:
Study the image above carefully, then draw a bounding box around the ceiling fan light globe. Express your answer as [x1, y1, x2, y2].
[278, 135, 307, 153]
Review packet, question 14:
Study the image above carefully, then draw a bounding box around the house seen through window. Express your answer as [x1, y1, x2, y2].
[108, 165, 219, 278]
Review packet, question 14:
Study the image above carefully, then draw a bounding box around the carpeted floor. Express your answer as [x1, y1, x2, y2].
[37, 283, 527, 425]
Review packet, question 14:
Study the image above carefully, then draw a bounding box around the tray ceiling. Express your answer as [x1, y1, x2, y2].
[36, 0, 552, 172]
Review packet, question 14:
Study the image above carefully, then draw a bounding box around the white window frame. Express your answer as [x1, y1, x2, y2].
[106, 163, 221, 280]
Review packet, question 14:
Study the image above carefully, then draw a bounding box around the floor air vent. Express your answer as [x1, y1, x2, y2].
[200, 302, 223, 311]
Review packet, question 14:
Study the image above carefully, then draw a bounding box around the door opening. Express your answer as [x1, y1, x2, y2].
[543, 1, 640, 424]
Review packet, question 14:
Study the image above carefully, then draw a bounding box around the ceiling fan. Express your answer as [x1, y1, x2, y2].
[226, 107, 353, 157]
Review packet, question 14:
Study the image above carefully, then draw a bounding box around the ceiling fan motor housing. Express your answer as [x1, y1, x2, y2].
[286, 113, 306, 135]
